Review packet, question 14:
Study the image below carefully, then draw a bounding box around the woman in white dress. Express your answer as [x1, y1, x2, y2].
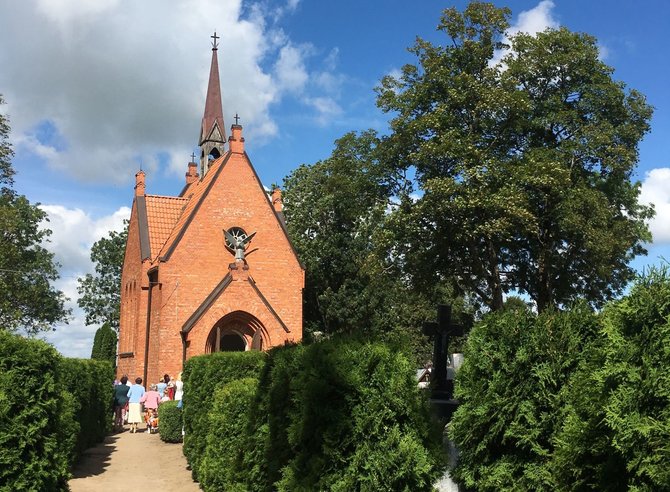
[174, 371, 184, 401]
[126, 377, 146, 433]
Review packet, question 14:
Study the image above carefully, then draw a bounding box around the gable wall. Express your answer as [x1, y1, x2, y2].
[146, 152, 302, 382]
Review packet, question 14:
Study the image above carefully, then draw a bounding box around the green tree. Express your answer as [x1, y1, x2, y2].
[90, 322, 117, 367]
[376, 2, 653, 312]
[77, 222, 128, 330]
[282, 130, 393, 335]
[0, 96, 70, 334]
[282, 131, 473, 363]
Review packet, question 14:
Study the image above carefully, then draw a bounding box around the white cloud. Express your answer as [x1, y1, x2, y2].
[274, 43, 310, 94]
[491, 0, 559, 66]
[304, 96, 343, 126]
[639, 167, 670, 244]
[0, 0, 339, 183]
[598, 43, 610, 61]
[37, 205, 130, 357]
[508, 0, 558, 37]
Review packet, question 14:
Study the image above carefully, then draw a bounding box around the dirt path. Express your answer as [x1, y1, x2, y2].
[68, 426, 200, 492]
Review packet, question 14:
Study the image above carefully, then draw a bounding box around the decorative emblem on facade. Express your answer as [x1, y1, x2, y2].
[224, 227, 256, 261]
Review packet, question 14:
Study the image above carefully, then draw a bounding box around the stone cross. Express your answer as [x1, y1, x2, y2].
[423, 304, 463, 401]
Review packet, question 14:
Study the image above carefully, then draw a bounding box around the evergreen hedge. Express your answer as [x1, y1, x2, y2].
[0, 331, 114, 491]
[451, 306, 601, 489]
[158, 400, 183, 443]
[0, 331, 71, 490]
[200, 378, 258, 491]
[182, 350, 266, 480]
[90, 322, 117, 368]
[183, 338, 444, 491]
[59, 358, 114, 463]
[451, 269, 670, 490]
[272, 338, 443, 491]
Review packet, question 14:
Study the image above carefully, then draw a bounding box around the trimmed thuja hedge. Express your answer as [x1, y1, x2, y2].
[182, 350, 267, 480]
[450, 267, 670, 491]
[158, 400, 183, 443]
[182, 338, 445, 491]
[0, 331, 113, 491]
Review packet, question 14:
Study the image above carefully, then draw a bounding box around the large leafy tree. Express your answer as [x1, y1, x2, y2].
[282, 130, 393, 335]
[0, 96, 70, 334]
[77, 223, 128, 330]
[376, 2, 653, 312]
[282, 131, 469, 361]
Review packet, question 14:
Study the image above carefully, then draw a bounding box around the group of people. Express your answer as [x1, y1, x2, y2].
[113, 372, 184, 433]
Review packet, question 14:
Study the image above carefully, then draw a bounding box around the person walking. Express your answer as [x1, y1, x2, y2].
[127, 377, 145, 433]
[156, 377, 167, 399]
[113, 376, 130, 432]
[140, 384, 162, 433]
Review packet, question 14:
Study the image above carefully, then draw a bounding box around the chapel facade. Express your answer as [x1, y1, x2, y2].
[116, 36, 304, 384]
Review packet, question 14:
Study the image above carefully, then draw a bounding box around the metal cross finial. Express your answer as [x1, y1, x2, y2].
[234, 113, 240, 125]
[190, 152, 196, 163]
[211, 31, 220, 50]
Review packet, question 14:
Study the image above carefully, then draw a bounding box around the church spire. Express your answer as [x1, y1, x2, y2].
[200, 31, 226, 176]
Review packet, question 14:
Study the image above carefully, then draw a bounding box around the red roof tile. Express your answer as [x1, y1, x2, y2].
[145, 194, 189, 261]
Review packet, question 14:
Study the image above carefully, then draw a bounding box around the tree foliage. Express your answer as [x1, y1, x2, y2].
[77, 222, 128, 330]
[376, 2, 653, 312]
[282, 131, 470, 361]
[282, 130, 391, 335]
[0, 96, 70, 334]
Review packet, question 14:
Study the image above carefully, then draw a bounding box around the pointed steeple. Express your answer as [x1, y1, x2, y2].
[200, 32, 226, 176]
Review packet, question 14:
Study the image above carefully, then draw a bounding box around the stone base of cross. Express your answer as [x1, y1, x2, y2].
[423, 304, 463, 420]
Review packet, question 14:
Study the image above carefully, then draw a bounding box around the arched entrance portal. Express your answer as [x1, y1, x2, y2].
[205, 310, 267, 354]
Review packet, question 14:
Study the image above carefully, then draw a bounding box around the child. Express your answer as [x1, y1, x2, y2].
[147, 409, 159, 434]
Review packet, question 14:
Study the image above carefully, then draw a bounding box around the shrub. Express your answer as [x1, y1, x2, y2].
[182, 350, 266, 480]
[274, 337, 443, 491]
[200, 378, 258, 491]
[450, 305, 600, 490]
[181, 338, 443, 491]
[158, 400, 183, 443]
[58, 358, 114, 463]
[227, 344, 308, 491]
[595, 268, 670, 489]
[0, 331, 70, 490]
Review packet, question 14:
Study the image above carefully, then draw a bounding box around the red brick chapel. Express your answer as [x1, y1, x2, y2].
[117, 35, 304, 384]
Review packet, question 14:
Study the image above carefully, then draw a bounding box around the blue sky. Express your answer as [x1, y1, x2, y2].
[1, 0, 669, 357]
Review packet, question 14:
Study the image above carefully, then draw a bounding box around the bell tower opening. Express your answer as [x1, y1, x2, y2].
[209, 147, 221, 160]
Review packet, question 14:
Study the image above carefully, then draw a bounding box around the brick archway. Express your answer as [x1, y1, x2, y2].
[205, 310, 267, 353]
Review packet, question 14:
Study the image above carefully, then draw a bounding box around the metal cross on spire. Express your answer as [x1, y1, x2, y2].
[211, 31, 220, 50]
[234, 113, 240, 125]
[190, 152, 196, 163]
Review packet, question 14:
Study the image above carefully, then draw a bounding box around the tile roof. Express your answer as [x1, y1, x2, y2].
[157, 152, 230, 262]
[145, 194, 189, 261]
